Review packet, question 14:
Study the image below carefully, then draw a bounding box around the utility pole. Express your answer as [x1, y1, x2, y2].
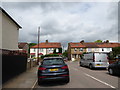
[63, 46, 64, 53]
[37, 26, 40, 65]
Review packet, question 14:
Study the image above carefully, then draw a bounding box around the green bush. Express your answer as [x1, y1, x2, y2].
[41, 54, 60, 59]
[112, 47, 120, 57]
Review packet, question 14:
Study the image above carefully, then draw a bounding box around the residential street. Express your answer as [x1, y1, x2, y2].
[34, 61, 119, 89]
[1, 2, 120, 90]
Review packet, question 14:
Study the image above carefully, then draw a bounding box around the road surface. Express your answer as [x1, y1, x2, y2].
[33, 61, 119, 89]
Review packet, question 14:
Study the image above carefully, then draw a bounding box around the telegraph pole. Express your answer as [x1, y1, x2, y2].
[37, 26, 40, 65]
[63, 46, 64, 53]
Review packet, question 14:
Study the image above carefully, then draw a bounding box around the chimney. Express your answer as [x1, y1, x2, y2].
[80, 40, 84, 44]
[106, 40, 109, 43]
[46, 40, 48, 43]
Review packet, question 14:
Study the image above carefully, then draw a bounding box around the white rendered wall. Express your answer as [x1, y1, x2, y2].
[2, 12, 19, 50]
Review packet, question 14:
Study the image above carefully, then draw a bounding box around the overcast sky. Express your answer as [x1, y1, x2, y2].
[1, 1, 118, 49]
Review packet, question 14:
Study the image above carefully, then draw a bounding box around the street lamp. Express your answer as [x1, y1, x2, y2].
[37, 26, 40, 65]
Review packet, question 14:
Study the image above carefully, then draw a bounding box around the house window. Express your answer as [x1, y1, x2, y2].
[88, 48, 91, 52]
[72, 54, 76, 59]
[92, 48, 96, 52]
[107, 48, 110, 51]
[48, 48, 51, 51]
[95, 48, 98, 51]
[34, 48, 35, 52]
[102, 48, 104, 51]
[40, 49, 43, 52]
[80, 48, 83, 51]
[74, 48, 77, 51]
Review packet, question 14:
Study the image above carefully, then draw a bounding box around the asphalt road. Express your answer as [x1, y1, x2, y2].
[33, 61, 119, 89]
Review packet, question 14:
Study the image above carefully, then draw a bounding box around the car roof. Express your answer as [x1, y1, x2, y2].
[43, 57, 63, 60]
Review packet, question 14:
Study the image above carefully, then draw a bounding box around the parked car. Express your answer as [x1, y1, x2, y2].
[63, 57, 68, 62]
[37, 57, 70, 85]
[80, 53, 109, 69]
[108, 60, 120, 76]
[115, 54, 120, 61]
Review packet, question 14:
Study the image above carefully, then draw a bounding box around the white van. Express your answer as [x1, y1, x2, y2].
[80, 53, 109, 69]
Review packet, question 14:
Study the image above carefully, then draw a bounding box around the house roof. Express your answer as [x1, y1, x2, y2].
[69, 42, 120, 48]
[0, 7, 22, 28]
[31, 42, 61, 48]
[97, 43, 119, 48]
[18, 42, 28, 49]
[69, 43, 86, 48]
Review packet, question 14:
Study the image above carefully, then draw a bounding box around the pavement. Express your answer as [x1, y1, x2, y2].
[2, 65, 38, 88]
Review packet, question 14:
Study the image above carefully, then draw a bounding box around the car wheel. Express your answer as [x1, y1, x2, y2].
[65, 78, 70, 83]
[89, 64, 93, 69]
[38, 80, 42, 85]
[109, 68, 114, 75]
[80, 62, 83, 67]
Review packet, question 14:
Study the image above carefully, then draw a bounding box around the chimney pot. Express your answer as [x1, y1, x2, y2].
[46, 40, 48, 43]
[80, 40, 84, 43]
[106, 40, 109, 43]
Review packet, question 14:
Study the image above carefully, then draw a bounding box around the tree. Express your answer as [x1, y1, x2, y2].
[62, 50, 68, 57]
[94, 40, 102, 43]
[28, 43, 37, 54]
[108, 47, 120, 60]
[41, 54, 59, 59]
[112, 47, 120, 57]
[58, 48, 62, 53]
[29, 43, 37, 47]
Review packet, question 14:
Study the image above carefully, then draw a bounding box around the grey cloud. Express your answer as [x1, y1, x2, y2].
[2, 2, 118, 49]
[118, 1, 120, 42]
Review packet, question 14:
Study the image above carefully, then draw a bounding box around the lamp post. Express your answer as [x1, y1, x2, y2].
[37, 26, 40, 65]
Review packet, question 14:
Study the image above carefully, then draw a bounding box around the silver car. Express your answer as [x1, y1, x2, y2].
[80, 53, 109, 69]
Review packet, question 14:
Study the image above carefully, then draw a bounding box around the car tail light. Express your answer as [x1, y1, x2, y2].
[61, 65, 68, 69]
[60, 74, 69, 76]
[38, 67, 46, 70]
[39, 76, 47, 78]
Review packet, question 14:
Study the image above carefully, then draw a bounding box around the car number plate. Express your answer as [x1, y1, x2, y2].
[96, 64, 101, 66]
[49, 68, 58, 71]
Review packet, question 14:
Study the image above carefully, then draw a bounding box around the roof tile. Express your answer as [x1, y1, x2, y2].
[69, 42, 120, 48]
[31, 42, 61, 48]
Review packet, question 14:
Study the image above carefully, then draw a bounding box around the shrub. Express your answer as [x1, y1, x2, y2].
[41, 54, 60, 59]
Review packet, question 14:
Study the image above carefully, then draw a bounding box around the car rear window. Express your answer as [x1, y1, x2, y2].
[43, 58, 64, 65]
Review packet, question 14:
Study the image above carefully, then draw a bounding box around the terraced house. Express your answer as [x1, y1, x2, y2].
[30, 40, 62, 58]
[68, 40, 120, 60]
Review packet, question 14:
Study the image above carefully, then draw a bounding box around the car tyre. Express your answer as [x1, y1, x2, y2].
[65, 78, 70, 83]
[38, 80, 42, 85]
[89, 64, 93, 69]
[109, 68, 114, 75]
[80, 62, 83, 67]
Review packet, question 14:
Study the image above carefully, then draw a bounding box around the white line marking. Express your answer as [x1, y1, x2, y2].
[84, 73, 116, 88]
[31, 79, 37, 89]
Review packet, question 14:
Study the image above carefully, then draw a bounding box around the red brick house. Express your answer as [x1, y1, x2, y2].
[18, 42, 29, 54]
[68, 40, 120, 60]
